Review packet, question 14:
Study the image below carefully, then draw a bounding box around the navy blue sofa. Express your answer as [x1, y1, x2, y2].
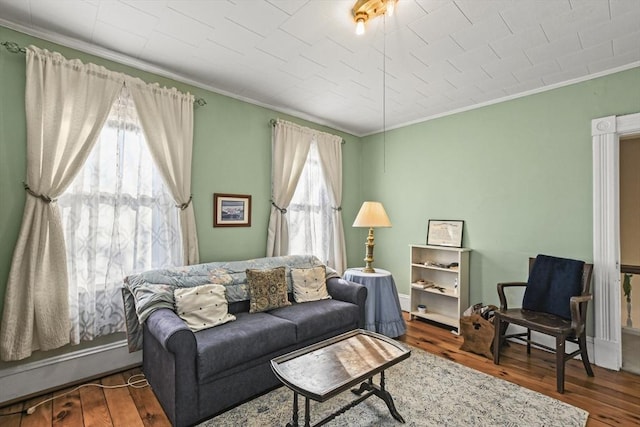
[142, 276, 366, 426]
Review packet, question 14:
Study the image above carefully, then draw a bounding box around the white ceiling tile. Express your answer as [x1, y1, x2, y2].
[476, 73, 519, 93]
[455, 0, 514, 23]
[503, 77, 544, 95]
[91, 20, 147, 58]
[207, 19, 264, 54]
[587, 50, 640, 74]
[542, 0, 610, 41]
[613, 31, 640, 55]
[490, 25, 548, 59]
[255, 29, 307, 62]
[451, 12, 512, 51]
[0, 1, 32, 25]
[415, 60, 462, 82]
[409, 1, 471, 44]
[97, 1, 157, 38]
[471, 87, 508, 104]
[525, 33, 582, 65]
[579, 9, 640, 48]
[513, 60, 561, 82]
[279, 54, 325, 80]
[557, 41, 613, 70]
[266, 0, 308, 16]
[411, 36, 463, 65]
[482, 52, 531, 78]
[609, 0, 640, 17]
[444, 66, 490, 89]
[164, 0, 234, 28]
[449, 45, 501, 71]
[29, 0, 98, 42]
[225, 0, 290, 37]
[155, 8, 214, 47]
[542, 65, 589, 85]
[122, 0, 169, 18]
[279, 1, 332, 44]
[500, 0, 570, 33]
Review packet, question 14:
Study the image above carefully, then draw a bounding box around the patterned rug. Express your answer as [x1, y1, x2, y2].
[199, 345, 588, 427]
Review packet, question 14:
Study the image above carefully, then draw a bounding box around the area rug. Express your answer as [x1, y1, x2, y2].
[199, 345, 588, 427]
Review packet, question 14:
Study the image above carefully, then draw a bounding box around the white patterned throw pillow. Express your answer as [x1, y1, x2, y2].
[174, 284, 236, 332]
[291, 266, 331, 303]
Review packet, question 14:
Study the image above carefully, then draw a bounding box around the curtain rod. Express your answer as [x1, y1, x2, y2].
[1, 41, 207, 107]
[269, 119, 345, 145]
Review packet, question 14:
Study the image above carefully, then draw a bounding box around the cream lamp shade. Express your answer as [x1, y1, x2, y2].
[352, 201, 392, 272]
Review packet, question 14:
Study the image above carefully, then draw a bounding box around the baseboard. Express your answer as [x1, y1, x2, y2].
[593, 336, 621, 370]
[399, 293, 410, 312]
[0, 339, 142, 405]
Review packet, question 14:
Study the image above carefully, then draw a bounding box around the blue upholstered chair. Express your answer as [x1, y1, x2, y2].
[492, 255, 594, 393]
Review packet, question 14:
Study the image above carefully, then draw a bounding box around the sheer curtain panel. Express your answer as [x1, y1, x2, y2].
[58, 87, 182, 344]
[0, 47, 122, 361]
[315, 133, 347, 273]
[128, 79, 199, 265]
[266, 120, 312, 257]
[267, 119, 346, 273]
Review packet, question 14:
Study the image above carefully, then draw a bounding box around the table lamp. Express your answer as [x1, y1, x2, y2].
[352, 201, 392, 273]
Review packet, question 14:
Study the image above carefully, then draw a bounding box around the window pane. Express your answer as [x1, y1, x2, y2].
[59, 87, 182, 343]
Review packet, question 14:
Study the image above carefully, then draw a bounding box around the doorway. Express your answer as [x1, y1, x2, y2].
[592, 113, 640, 371]
[620, 135, 640, 375]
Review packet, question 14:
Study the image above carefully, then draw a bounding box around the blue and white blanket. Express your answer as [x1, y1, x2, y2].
[122, 255, 338, 352]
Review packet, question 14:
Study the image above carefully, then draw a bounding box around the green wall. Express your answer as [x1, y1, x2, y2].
[361, 67, 640, 310]
[0, 25, 364, 324]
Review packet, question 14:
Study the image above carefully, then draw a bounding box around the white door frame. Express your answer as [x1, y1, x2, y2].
[591, 113, 640, 370]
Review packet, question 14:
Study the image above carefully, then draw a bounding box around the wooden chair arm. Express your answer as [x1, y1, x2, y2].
[497, 282, 527, 310]
[570, 294, 592, 334]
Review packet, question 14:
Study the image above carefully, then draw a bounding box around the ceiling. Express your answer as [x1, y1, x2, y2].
[0, 0, 639, 136]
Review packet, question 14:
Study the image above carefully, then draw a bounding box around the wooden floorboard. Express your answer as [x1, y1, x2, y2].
[0, 313, 637, 426]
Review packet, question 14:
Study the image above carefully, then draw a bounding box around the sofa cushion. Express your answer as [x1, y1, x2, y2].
[195, 311, 296, 383]
[246, 267, 291, 313]
[291, 266, 331, 303]
[268, 299, 360, 342]
[174, 284, 236, 332]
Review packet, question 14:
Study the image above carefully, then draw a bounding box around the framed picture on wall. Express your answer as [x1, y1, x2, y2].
[426, 220, 464, 247]
[214, 193, 252, 227]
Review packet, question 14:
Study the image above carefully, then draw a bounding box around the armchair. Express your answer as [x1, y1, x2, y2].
[492, 255, 594, 393]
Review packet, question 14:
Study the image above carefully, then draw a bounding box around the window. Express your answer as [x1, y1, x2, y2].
[58, 87, 182, 343]
[288, 141, 334, 264]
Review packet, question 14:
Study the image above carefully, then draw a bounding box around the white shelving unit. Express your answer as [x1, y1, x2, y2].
[409, 244, 470, 332]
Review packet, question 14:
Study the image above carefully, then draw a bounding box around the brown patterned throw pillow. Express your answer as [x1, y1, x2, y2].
[246, 267, 291, 313]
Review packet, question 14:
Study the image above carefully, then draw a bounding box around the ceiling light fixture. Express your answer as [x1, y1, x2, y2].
[351, 0, 397, 35]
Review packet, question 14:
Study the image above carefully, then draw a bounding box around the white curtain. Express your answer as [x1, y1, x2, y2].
[316, 133, 347, 273]
[267, 119, 346, 273]
[266, 120, 312, 257]
[58, 86, 182, 344]
[128, 79, 199, 265]
[0, 47, 122, 361]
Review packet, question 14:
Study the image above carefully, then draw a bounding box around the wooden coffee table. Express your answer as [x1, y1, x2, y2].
[271, 329, 411, 427]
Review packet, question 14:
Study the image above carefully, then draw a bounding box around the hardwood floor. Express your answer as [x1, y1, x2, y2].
[1, 313, 638, 426]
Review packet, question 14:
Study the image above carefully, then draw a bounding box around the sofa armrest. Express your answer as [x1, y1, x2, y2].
[145, 308, 196, 354]
[143, 308, 199, 427]
[327, 277, 368, 328]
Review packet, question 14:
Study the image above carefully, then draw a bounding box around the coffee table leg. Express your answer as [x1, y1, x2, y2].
[378, 371, 405, 423]
[286, 391, 299, 427]
[304, 396, 311, 427]
[350, 371, 405, 424]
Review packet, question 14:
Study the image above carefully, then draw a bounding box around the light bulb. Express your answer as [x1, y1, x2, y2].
[355, 18, 365, 35]
[386, 0, 396, 17]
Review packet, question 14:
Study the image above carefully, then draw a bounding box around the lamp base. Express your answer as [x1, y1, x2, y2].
[362, 227, 376, 273]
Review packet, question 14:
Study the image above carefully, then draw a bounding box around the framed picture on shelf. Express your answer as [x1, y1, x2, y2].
[426, 220, 464, 247]
[214, 193, 251, 227]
